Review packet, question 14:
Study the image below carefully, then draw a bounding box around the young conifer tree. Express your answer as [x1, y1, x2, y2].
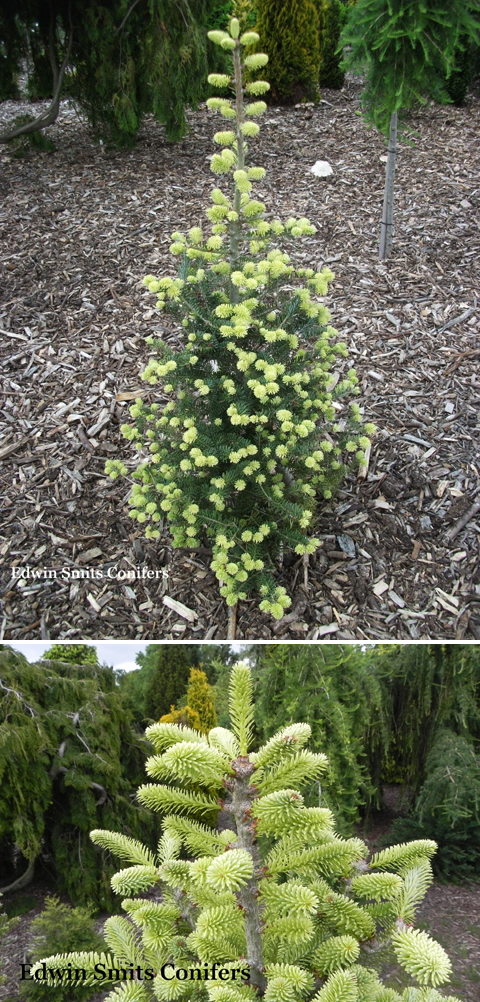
[339, 0, 480, 258]
[107, 17, 374, 620]
[32, 663, 460, 1002]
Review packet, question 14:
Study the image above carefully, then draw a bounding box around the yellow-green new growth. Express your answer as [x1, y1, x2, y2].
[30, 664, 460, 1002]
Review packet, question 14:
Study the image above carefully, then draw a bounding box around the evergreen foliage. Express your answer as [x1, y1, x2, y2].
[209, 1, 236, 29]
[25, 28, 56, 101]
[160, 669, 218, 734]
[144, 647, 200, 723]
[118, 647, 226, 725]
[0, 647, 154, 909]
[30, 662, 460, 1002]
[0, 5, 22, 99]
[382, 729, 480, 882]
[43, 644, 99, 665]
[109, 18, 372, 619]
[444, 36, 475, 106]
[5, 114, 56, 158]
[373, 643, 480, 791]
[253, 644, 386, 827]
[74, 0, 217, 148]
[318, 0, 347, 90]
[20, 896, 107, 1002]
[339, 0, 480, 135]
[253, 0, 321, 103]
[252, 643, 480, 879]
[208, 1, 256, 33]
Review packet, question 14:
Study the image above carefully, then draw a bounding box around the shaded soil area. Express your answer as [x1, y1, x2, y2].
[1, 77, 479, 640]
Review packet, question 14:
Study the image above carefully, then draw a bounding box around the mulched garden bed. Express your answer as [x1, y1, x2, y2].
[1, 77, 479, 640]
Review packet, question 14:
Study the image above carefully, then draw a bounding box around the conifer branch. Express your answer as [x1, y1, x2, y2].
[28, 661, 461, 1002]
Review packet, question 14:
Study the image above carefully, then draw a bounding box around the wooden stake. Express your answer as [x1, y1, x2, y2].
[379, 111, 397, 260]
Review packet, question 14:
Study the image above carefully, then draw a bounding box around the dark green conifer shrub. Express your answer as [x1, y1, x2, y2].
[144, 645, 201, 722]
[318, 0, 347, 89]
[444, 37, 474, 105]
[254, 0, 321, 102]
[208, 0, 235, 28]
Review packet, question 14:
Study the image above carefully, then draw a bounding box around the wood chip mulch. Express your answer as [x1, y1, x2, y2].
[1, 77, 479, 640]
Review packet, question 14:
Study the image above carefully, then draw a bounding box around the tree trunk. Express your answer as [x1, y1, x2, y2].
[0, 856, 35, 894]
[227, 603, 237, 640]
[379, 110, 397, 260]
[0, 5, 73, 144]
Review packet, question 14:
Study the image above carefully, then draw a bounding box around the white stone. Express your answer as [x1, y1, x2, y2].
[310, 160, 333, 177]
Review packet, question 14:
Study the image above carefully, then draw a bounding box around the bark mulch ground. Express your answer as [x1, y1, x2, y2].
[1, 77, 479, 640]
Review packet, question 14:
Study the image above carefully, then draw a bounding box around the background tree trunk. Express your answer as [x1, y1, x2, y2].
[0, 6, 72, 144]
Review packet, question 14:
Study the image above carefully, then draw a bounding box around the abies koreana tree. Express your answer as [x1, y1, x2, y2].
[32, 662, 461, 1002]
[0, 647, 155, 909]
[339, 0, 480, 258]
[0, 0, 223, 148]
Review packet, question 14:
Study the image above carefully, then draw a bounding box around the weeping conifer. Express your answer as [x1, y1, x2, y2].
[0, 0, 224, 147]
[0, 647, 154, 908]
[253, 644, 387, 827]
[374, 643, 480, 791]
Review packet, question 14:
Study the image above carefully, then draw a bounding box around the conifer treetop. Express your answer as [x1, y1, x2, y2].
[30, 662, 460, 1002]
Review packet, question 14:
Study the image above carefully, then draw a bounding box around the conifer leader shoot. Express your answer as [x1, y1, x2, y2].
[32, 664, 460, 1002]
[108, 15, 375, 620]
